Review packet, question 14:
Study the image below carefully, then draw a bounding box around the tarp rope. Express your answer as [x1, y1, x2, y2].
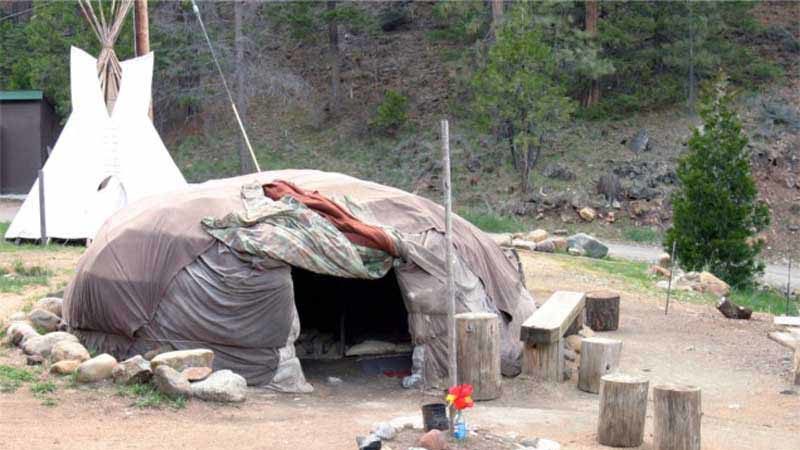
[190, 0, 261, 173]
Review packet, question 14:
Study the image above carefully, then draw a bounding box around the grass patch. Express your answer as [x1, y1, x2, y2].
[0, 364, 36, 393]
[30, 380, 57, 395]
[621, 226, 662, 244]
[457, 208, 526, 234]
[729, 288, 798, 316]
[116, 383, 187, 410]
[0, 260, 52, 294]
[0, 222, 82, 253]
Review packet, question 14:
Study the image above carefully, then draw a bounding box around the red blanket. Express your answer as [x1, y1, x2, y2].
[263, 180, 398, 257]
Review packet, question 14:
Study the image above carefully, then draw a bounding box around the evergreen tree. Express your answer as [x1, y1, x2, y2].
[665, 76, 770, 288]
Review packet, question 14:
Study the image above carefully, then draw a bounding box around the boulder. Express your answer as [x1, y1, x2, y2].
[50, 340, 90, 363]
[542, 163, 575, 181]
[658, 252, 671, 268]
[26, 354, 44, 365]
[628, 128, 650, 153]
[565, 334, 583, 353]
[28, 308, 63, 332]
[6, 321, 39, 346]
[182, 366, 212, 382]
[153, 365, 192, 398]
[112, 355, 153, 385]
[527, 229, 549, 243]
[150, 348, 214, 372]
[566, 233, 608, 259]
[418, 429, 449, 450]
[9, 311, 28, 322]
[568, 247, 586, 257]
[372, 421, 397, 441]
[488, 233, 512, 247]
[534, 239, 555, 253]
[578, 325, 594, 339]
[50, 360, 81, 375]
[697, 272, 730, 297]
[550, 237, 568, 252]
[76, 354, 118, 383]
[190, 370, 247, 403]
[22, 332, 78, 357]
[511, 239, 537, 252]
[579, 207, 597, 222]
[356, 434, 382, 450]
[649, 265, 671, 278]
[33, 297, 63, 318]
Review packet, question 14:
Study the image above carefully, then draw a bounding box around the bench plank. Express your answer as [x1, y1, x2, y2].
[521, 291, 586, 344]
[774, 316, 800, 328]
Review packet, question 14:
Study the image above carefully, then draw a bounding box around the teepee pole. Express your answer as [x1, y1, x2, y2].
[442, 119, 456, 380]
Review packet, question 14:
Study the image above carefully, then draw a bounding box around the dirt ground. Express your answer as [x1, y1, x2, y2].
[1, 250, 798, 450]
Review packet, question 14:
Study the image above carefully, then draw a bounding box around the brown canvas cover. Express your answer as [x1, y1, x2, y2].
[64, 170, 536, 390]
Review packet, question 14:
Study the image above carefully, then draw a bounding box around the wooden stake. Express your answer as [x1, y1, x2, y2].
[665, 240, 677, 315]
[653, 384, 702, 450]
[37, 169, 47, 246]
[442, 119, 456, 431]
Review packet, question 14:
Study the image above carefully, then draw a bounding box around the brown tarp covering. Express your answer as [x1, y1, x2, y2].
[64, 170, 535, 389]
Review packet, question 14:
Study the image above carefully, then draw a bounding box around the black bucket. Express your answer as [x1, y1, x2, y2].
[421, 403, 449, 432]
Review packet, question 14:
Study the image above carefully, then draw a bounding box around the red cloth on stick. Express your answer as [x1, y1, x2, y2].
[263, 180, 398, 257]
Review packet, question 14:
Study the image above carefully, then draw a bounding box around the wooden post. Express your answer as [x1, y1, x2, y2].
[441, 119, 456, 430]
[653, 384, 702, 450]
[455, 313, 501, 400]
[597, 373, 649, 447]
[578, 337, 622, 394]
[585, 290, 620, 331]
[134, 0, 153, 120]
[37, 169, 47, 245]
[794, 348, 800, 386]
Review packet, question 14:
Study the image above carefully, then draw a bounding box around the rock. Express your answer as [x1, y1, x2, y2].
[6, 321, 39, 346]
[153, 365, 192, 398]
[566, 233, 608, 259]
[182, 366, 212, 382]
[606, 211, 616, 223]
[488, 233, 513, 247]
[150, 348, 214, 372]
[553, 229, 568, 236]
[568, 247, 586, 257]
[190, 370, 247, 402]
[542, 163, 575, 181]
[563, 346, 577, 362]
[612, 199, 622, 209]
[527, 229, 549, 243]
[50, 360, 81, 375]
[26, 354, 44, 365]
[578, 325, 594, 339]
[389, 415, 424, 431]
[28, 308, 63, 332]
[629, 200, 653, 217]
[22, 332, 78, 357]
[401, 373, 422, 389]
[112, 355, 153, 385]
[143, 346, 170, 361]
[562, 365, 573, 380]
[658, 252, 671, 268]
[550, 237, 568, 252]
[356, 434, 382, 450]
[417, 429, 449, 450]
[629, 128, 650, 153]
[697, 272, 730, 296]
[50, 340, 90, 363]
[534, 239, 555, 253]
[76, 354, 118, 383]
[9, 311, 28, 322]
[521, 437, 562, 450]
[656, 280, 670, 290]
[565, 334, 583, 353]
[717, 298, 752, 320]
[34, 297, 63, 318]
[579, 207, 597, 222]
[649, 265, 671, 278]
[372, 422, 397, 441]
[511, 239, 537, 252]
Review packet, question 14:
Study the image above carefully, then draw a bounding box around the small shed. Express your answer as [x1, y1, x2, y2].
[0, 90, 61, 195]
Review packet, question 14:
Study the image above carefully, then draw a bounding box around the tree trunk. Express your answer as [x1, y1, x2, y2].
[327, 0, 340, 116]
[455, 313, 502, 400]
[520, 143, 538, 194]
[597, 373, 649, 447]
[490, 0, 503, 36]
[234, 0, 249, 174]
[578, 337, 622, 393]
[653, 384, 702, 450]
[583, 0, 600, 107]
[687, 1, 696, 113]
[134, 0, 153, 120]
[585, 290, 621, 331]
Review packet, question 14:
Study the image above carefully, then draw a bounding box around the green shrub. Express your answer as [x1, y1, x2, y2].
[371, 91, 409, 135]
[665, 76, 770, 288]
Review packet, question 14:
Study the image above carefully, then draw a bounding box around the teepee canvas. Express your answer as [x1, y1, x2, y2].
[4, 46, 187, 241]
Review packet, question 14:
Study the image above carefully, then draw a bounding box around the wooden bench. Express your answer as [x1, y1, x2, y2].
[768, 326, 800, 386]
[520, 290, 585, 381]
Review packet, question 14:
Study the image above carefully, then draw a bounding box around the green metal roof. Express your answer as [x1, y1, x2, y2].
[0, 90, 44, 101]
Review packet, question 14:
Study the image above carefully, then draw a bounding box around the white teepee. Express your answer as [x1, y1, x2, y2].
[5, 47, 187, 241]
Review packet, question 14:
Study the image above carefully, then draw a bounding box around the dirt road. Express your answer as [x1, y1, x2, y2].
[1, 251, 798, 449]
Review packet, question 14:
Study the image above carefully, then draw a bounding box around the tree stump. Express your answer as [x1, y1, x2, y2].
[578, 337, 622, 393]
[585, 291, 620, 331]
[597, 373, 649, 447]
[653, 384, 702, 450]
[455, 312, 501, 400]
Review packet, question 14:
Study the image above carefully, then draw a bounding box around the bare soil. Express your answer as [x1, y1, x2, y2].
[1, 250, 798, 450]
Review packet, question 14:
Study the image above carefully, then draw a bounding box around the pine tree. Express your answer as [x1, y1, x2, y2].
[665, 76, 770, 288]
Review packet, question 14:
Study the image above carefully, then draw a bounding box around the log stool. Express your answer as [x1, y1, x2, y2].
[585, 290, 620, 331]
[653, 384, 702, 450]
[578, 337, 622, 393]
[597, 373, 649, 447]
[455, 312, 501, 400]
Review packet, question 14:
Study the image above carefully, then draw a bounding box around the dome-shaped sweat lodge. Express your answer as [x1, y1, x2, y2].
[64, 170, 536, 392]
